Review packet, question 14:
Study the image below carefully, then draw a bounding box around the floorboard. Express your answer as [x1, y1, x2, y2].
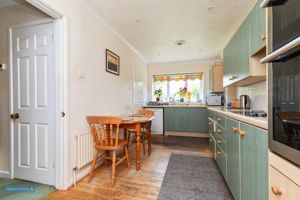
[49, 136, 211, 200]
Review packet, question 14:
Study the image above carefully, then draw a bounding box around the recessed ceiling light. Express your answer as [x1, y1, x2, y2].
[157, 53, 161, 56]
[135, 18, 141, 23]
[175, 40, 186, 46]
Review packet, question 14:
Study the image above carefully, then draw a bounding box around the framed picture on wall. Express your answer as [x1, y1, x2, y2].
[106, 49, 120, 75]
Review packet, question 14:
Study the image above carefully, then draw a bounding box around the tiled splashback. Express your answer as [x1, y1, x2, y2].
[236, 81, 267, 111]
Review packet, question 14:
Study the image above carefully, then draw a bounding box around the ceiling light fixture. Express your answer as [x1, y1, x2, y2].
[175, 40, 186, 46]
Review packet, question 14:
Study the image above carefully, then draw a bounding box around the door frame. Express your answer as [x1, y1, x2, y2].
[8, 1, 70, 190]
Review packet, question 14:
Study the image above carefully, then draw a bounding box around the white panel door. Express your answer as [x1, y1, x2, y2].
[12, 22, 55, 185]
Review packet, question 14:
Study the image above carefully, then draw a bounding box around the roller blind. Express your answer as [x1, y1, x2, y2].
[153, 72, 203, 82]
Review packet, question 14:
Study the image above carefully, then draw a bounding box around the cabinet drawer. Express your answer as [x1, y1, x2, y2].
[216, 145, 227, 180]
[209, 133, 216, 159]
[208, 111, 216, 120]
[269, 166, 300, 200]
[215, 136, 226, 154]
[215, 125, 226, 141]
[216, 114, 225, 128]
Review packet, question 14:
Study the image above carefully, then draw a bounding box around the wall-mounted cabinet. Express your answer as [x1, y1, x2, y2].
[209, 64, 224, 93]
[223, 0, 266, 87]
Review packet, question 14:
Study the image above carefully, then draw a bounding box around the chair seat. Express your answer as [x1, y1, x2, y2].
[96, 139, 128, 150]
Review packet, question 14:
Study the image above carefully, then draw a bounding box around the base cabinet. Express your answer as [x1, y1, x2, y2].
[269, 166, 300, 200]
[240, 123, 268, 200]
[226, 118, 241, 200]
[208, 110, 269, 200]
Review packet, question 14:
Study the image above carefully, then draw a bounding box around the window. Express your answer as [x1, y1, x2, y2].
[153, 73, 204, 103]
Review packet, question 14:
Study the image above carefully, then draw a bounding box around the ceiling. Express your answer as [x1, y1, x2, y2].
[84, 0, 256, 64]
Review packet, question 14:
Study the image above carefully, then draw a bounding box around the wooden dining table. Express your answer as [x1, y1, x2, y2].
[120, 115, 155, 170]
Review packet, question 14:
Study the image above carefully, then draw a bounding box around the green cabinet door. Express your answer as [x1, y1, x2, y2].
[235, 17, 250, 82]
[209, 133, 216, 159]
[223, 37, 234, 87]
[240, 123, 268, 200]
[250, 0, 266, 55]
[226, 118, 241, 200]
[164, 108, 208, 133]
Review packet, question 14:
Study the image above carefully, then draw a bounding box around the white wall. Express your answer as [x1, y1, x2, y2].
[0, 3, 49, 173]
[147, 61, 214, 101]
[37, 0, 147, 186]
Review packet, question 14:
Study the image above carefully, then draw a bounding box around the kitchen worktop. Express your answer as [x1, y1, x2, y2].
[207, 106, 268, 130]
[143, 104, 208, 108]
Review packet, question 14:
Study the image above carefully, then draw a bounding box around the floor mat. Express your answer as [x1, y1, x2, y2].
[0, 178, 55, 200]
[158, 154, 233, 200]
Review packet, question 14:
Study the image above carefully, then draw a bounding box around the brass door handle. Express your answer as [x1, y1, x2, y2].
[217, 118, 222, 122]
[10, 113, 19, 119]
[209, 122, 213, 125]
[217, 151, 222, 156]
[240, 130, 246, 137]
[217, 129, 221, 133]
[217, 140, 222, 144]
[261, 34, 266, 40]
[232, 127, 238, 133]
[271, 186, 282, 196]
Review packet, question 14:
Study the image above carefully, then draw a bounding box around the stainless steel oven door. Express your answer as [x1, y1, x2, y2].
[267, 3, 300, 166]
[261, 0, 300, 63]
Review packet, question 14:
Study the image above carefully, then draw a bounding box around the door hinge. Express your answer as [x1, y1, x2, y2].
[53, 162, 55, 168]
[52, 34, 54, 42]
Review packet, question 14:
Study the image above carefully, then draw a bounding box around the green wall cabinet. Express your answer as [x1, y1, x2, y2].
[249, 0, 266, 55]
[223, 0, 266, 87]
[164, 107, 208, 133]
[226, 118, 241, 200]
[240, 123, 268, 200]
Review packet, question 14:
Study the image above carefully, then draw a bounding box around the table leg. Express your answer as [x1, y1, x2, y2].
[135, 123, 141, 170]
[148, 121, 152, 156]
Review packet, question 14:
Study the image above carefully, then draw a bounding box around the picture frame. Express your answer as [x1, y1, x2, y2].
[106, 49, 120, 76]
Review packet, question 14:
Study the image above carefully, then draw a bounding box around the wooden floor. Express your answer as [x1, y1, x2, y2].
[49, 136, 211, 200]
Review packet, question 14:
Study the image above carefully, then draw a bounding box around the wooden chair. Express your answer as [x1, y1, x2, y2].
[86, 116, 130, 185]
[127, 109, 154, 156]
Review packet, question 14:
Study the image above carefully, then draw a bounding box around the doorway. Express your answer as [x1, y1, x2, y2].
[3, 0, 69, 189]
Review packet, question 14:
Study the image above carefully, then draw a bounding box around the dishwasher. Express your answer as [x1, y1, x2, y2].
[145, 108, 164, 135]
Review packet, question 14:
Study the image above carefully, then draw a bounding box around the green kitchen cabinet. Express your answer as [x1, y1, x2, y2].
[216, 144, 227, 181]
[209, 133, 216, 159]
[250, 0, 266, 55]
[240, 123, 268, 200]
[226, 118, 241, 200]
[223, 0, 266, 87]
[164, 107, 208, 133]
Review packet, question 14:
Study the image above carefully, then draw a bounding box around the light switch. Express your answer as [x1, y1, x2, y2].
[77, 69, 86, 78]
[0, 64, 6, 71]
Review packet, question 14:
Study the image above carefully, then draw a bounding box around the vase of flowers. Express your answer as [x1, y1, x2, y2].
[154, 89, 162, 102]
[178, 87, 187, 102]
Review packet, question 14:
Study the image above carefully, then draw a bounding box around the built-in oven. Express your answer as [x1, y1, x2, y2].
[261, 0, 300, 166]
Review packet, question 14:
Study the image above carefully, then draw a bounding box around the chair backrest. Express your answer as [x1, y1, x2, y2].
[86, 116, 123, 147]
[135, 109, 155, 116]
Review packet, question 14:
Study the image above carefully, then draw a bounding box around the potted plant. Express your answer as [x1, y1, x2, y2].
[154, 89, 162, 102]
[178, 87, 187, 102]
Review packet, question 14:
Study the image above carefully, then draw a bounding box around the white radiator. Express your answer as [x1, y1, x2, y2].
[76, 131, 94, 170]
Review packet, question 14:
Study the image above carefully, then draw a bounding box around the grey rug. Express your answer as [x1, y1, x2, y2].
[158, 154, 233, 200]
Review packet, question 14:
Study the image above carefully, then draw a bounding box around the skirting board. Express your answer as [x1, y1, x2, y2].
[165, 131, 209, 138]
[0, 170, 10, 179]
